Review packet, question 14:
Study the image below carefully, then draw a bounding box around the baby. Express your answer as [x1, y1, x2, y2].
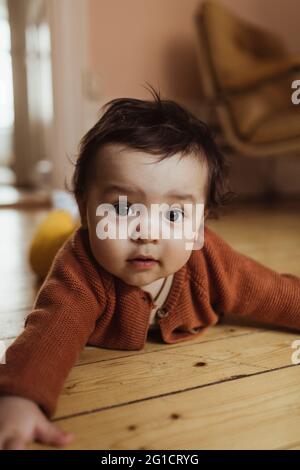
[0, 87, 299, 450]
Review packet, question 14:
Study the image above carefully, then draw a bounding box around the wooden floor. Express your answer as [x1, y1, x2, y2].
[0, 201, 300, 450]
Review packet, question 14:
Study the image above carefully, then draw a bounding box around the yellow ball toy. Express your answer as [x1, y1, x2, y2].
[29, 209, 80, 280]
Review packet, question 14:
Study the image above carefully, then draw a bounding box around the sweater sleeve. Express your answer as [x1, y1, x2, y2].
[0, 229, 106, 419]
[203, 226, 300, 330]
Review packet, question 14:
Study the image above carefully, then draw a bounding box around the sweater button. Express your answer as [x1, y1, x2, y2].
[157, 307, 169, 318]
[142, 293, 153, 303]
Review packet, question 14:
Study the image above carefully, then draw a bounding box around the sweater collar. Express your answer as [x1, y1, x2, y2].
[114, 261, 188, 313]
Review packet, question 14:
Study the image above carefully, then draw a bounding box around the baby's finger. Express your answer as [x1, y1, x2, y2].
[3, 435, 26, 450]
[35, 422, 74, 447]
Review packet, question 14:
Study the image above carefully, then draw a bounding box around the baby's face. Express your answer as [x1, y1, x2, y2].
[82, 143, 208, 287]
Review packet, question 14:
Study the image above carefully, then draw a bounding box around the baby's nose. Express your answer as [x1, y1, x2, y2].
[131, 216, 160, 242]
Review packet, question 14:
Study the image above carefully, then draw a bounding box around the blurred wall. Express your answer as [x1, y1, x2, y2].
[83, 0, 300, 198]
[48, 0, 300, 197]
[87, 0, 300, 103]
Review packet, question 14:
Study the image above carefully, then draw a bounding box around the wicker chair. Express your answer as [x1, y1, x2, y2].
[194, 0, 300, 197]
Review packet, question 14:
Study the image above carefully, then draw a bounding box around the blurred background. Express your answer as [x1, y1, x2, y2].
[1, 2, 300, 449]
[0, 0, 300, 204]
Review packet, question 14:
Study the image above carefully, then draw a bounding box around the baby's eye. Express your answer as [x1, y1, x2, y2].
[113, 202, 135, 217]
[165, 208, 184, 222]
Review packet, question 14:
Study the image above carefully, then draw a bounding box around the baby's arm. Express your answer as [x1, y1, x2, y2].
[203, 226, 300, 329]
[0, 229, 106, 449]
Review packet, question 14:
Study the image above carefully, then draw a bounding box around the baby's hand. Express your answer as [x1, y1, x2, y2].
[0, 396, 74, 450]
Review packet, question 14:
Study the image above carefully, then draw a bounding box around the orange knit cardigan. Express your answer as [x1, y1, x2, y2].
[0, 226, 299, 418]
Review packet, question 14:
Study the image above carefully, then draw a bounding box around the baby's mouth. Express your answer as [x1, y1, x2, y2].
[127, 256, 159, 269]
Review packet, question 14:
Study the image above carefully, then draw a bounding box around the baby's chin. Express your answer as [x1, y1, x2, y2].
[115, 270, 164, 287]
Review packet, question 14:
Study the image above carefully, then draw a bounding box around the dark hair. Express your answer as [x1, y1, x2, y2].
[70, 84, 236, 220]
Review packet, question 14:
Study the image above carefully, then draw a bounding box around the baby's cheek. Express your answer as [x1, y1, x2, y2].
[163, 238, 191, 266]
[94, 236, 130, 267]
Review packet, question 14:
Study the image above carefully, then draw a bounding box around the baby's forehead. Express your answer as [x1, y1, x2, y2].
[94, 143, 208, 174]
[90, 143, 209, 200]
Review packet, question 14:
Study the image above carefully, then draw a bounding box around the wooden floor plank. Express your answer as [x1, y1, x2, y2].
[207, 201, 300, 276]
[28, 365, 300, 450]
[0, 209, 47, 314]
[51, 328, 298, 420]
[74, 324, 262, 367]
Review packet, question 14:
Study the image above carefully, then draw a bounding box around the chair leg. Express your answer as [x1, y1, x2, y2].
[262, 156, 281, 202]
